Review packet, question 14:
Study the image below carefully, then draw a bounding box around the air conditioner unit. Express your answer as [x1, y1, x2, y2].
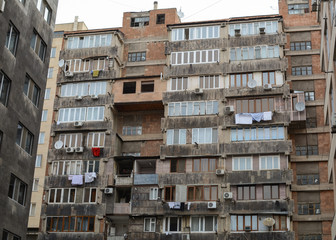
[74, 121, 83, 127]
[75, 147, 84, 153]
[65, 71, 74, 77]
[182, 234, 190, 240]
[263, 83, 272, 90]
[66, 147, 74, 153]
[225, 105, 235, 114]
[332, 112, 336, 127]
[207, 201, 217, 209]
[223, 192, 233, 199]
[194, 88, 203, 94]
[75, 95, 82, 100]
[259, 27, 265, 34]
[91, 95, 99, 99]
[244, 226, 251, 231]
[104, 188, 113, 194]
[216, 169, 225, 175]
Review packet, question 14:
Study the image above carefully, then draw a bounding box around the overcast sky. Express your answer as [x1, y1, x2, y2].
[55, 0, 279, 29]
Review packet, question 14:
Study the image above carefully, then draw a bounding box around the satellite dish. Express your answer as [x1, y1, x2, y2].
[262, 217, 275, 227]
[178, 7, 184, 19]
[54, 140, 63, 149]
[295, 102, 305, 112]
[58, 59, 65, 68]
[247, 79, 257, 89]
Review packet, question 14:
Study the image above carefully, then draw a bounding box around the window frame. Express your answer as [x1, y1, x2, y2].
[187, 185, 218, 201]
[16, 122, 34, 155]
[35, 154, 42, 167]
[164, 216, 182, 232]
[131, 17, 149, 27]
[23, 74, 40, 107]
[30, 30, 46, 61]
[156, 14, 165, 24]
[51, 160, 82, 175]
[232, 156, 253, 171]
[170, 159, 186, 173]
[149, 187, 158, 200]
[32, 178, 39, 191]
[128, 52, 146, 62]
[263, 184, 279, 199]
[190, 216, 217, 232]
[0, 71, 11, 107]
[8, 174, 27, 206]
[46, 216, 95, 232]
[83, 187, 97, 203]
[259, 155, 280, 170]
[87, 132, 105, 147]
[5, 22, 19, 55]
[164, 186, 175, 201]
[144, 217, 156, 232]
[166, 129, 187, 145]
[192, 158, 217, 172]
[237, 185, 256, 200]
[48, 188, 76, 204]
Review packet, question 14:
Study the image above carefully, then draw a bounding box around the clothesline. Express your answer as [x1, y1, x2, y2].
[235, 111, 273, 125]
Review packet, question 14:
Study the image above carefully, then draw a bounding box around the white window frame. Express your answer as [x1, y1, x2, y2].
[230, 215, 258, 231]
[168, 101, 218, 117]
[164, 216, 182, 232]
[230, 45, 279, 61]
[48, 188, 76, 204]
[190, 216, 217, 232]
[66, 34, 112, 49]
[84, 160, 100, 173]
[86, 106, 104, 121]
[47, 68, 53, 78]
[233, 156, 253, 171]
[260, 155, 280, 170]
[38, 132, 45, 144]
[192, 128, 217, 144]
[51, 160, 82, 175]
[172, 28, 185, 41]
[170, 77, 188, 91]
[59, 133, 82, 148]
[199, 75, 220, 89]
[166, 129, 187, 145]
[229, 21, 278, 36]
[83, 187, 97, 203]
[41, 110, 48, 122]
[171, 49, 219, 65]
[29, 202, 36, 216]
[35, 154, 42, 167]
[87, 132, 105, 147]
[57, 107, 86, 123]
[122, 126, 142, 136]
[32, 178, 39, 191]
[231, 126, 285, 142]
[144, 217, 156, 232]
[149, 187, 158, 200]
[44, 88, 50, 99]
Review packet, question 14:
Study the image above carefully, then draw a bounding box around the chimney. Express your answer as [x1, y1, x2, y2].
[154, 1, 158, 10]
[73, 16, 79, 31]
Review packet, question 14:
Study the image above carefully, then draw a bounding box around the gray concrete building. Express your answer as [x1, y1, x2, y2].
[0, 0, 58, 239]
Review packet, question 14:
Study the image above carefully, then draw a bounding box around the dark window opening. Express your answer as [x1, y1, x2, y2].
[115, 187, 131, 203]
[141, 81, 154, 93]
[156, 14, 165, 24]
[131, 17, 149, 27]
[170, 159, 186, 173]
[128, 52, 146, 62]
[123, 82, 136, 94]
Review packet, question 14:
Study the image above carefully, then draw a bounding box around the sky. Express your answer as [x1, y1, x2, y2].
[55, 0, 279, 29]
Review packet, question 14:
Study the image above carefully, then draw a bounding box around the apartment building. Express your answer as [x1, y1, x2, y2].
[279, 0, 334, 239]
[0, 0, 58, 239]
[27, 18, 88, 240]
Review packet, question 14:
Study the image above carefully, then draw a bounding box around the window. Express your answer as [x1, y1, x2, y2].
[16, 123, 33, 154]
[288, 4, 309, 14]
[122, 152, 140, 157]
[187, 186, 218, 201]
[171, 49, 219, 65]
[172, 26, 220, 41]
[29, 203, 36, 216]
[59, 133, 82, 148]
[86, 106, 105, 121]
[128, 52, 146, 62]
[263, 185, 279, 199]
[171, 159, 186, 173]
[87, 132, 105, 147]
[64, 58, 106, 72]
[199, 75, 219, 89]
[2, 230, 21, 240]
[149, 187, 158, 200]
[156, 14, 165, 24]
[305, 91, 315, 101]
[230, 73, 253, 88]
[123, 82, 136, 94]
[262, 72, 276, 85]
[41, 110, 48, 122]
[32, 178, 39, 191]
[192, 128, 218, 144]
[44, 88, 50, 99]
[8, 174, 27, 205]
[164, 216, 182, 232]
[46, 216, 95, 232]
[306, 117, 317, 128]
[230, 215, 258, 231]
[57, 107, 104, 123]
[292, 66, 312, 76]
[296, 146, 318, 156]
[0, 71, 11, 106]
[83, 160, 100, 173]
[166, 129, 186, 145]
[0, 130, 3, 151]
[172, 28, 185, 41]
[83, 188, 96, 203]
[171, 77, 188, 91]
[49, 188, 76, 204]
[5, 22, 19, 55]
[38, 132, 45, 144]
[23, 75, 40, 107]
[230, 45, 279, 61]
[298, 203, 321, 215]
[193, 158, 217, 172]
[168, 101, 218, 116]
[164, 186, 175, 201]
[37, 0, 51, 23]
[131, 17, 149, 27]
[233, 156, 252, 171]
[35, 155, 42, 167]
[47, 68, 53, 78]
[290, 41, 311, 51]
[141, 81, 154, 92]
[51, 160, 82, 175]
[229, 21, 278, 36]
[297, 174, 319, 185]
[191, 216, 217, 232]
[122, 126, 142, 136]
[60, 81, 107, 97]
[67, 34, 112, 49]
[273, 215, 287, 230]
[236, 97, 275, 113]
[237, 186, 256, 200]
[50, 47, 56, 58]
[144, 217, 156, 232]
[260, 155, 280, 170]
[30, 30, 46, 61]
[231, 126, 285, 142]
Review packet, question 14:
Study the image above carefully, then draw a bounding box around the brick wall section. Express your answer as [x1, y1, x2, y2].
[321, 190, 335, 213]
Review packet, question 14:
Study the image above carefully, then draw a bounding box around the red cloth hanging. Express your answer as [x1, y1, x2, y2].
[92, 147, 100, 157]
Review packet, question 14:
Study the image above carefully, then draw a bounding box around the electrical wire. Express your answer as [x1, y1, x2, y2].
[183, 0, 223, 20]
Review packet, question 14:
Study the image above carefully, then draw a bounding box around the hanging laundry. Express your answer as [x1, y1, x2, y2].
[92, 147, 100, 157]
[92, 70, 100, 77]
[250, 112, 264, 122]
[68, 175, 83, 185]
[262, 111, 273, 121]
[85, 172, 97, 183]
[235, 113, 252, 124]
